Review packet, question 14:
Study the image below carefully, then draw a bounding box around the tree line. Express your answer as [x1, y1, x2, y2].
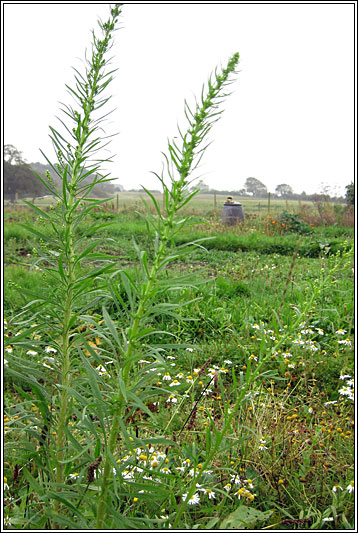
[3, 145, 118, 203]
[196, 177, 350, 203]
[4, 145, 352, 204]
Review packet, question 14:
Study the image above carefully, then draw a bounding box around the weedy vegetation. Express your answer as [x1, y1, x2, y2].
[3, 4, 354, 530]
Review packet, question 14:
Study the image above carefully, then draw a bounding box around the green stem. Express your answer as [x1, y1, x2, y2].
[55, 191, 75, 489]
[96, 215, 175, 527]
[53, 5, 122, 513]
[96, 51, 240, 527]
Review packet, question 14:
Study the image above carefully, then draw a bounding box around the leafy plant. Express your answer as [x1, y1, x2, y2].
[280, 211, 313, 234]
[94, 51, 241, 529]
[5, 4, 123, 527]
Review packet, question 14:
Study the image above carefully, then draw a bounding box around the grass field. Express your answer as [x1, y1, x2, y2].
[4, 190, 349, 216]
[3, 200, 354, 530]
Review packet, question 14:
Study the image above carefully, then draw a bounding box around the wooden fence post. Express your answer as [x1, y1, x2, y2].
[214, 192, 217, 210]
[116, 193, 119, 212]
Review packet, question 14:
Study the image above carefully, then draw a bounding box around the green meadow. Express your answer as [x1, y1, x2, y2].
[4, 201, 354, 529]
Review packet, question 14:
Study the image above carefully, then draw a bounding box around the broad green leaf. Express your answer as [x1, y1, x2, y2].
[219, 505, 273, 530]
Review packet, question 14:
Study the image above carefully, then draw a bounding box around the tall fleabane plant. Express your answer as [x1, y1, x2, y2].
[20, 4, 123, 489]
[95, 51, 240, 529]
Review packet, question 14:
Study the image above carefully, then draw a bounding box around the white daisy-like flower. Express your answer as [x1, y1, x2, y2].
[324, 400, 337, 406]
[224, 483, 232, 492]
[159, 467, 171, 474]
[169, 379, 181, 387]
[252, 323, 260, 330]
[162, 373, 171, 381]
[336, 329, 347, 335]
[308, 407, 314, 413]
[315, 328, 324, 335]
[224, 359, 233, 365]
[346, 481, 354, 493]
[338, 339, 352, 346]
[230, 475, 241, 485]
[166, 394, 177, 404]
[45, 346, 57, 354]
[259, 438, 268, 450]
[339, 386, 352, 396]
[200, 488, 216, 499]
[154, 452, 166, 462]
[96, 365, 107, 376]
[201, 389, 213, 396]
[26, 350, 38, 356]
[186, 348, 194, 352]
[244, 479, 254, 489]
[5, 346, 13, 354]
[186, 375, 194, 384]
[322, 517, 334, 522]
[346, 379, 354, 387]
[122, 470, 134, 480]
[340, 374, 352, 380]
[332, 484, 343, 492]
[182, 492, 200, 505]
[4, 359, 8, 367]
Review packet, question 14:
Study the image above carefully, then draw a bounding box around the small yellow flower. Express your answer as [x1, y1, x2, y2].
[133, 497, 139, 503]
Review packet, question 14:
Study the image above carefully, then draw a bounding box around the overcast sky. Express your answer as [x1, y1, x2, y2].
[4, 2, 355, 196]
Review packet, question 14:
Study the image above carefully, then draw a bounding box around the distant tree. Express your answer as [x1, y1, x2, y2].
[345, 182, 354, 206]
[244, 177, 267, 197]
[4, 144, 26, 165]
[275, 183, 293, 198]
[4, 160, 47, 202]
[237, 188, 247, 196]
[192, 179, 210, 192]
